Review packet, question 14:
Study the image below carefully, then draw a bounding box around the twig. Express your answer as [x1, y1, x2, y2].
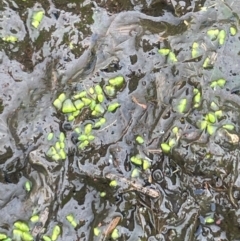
[101, 216, 121, 241]
[97, 119, 117, 132]
[106, 173, 160, 198]
[132, 96, 147, 109]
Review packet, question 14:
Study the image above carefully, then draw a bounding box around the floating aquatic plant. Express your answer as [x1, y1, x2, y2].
[230, 26, 237, 36]
[46, 132, 67, 161]
[51, 225, 61, 241]
[107, 102, 120, 112]
[158, 48, 170, 56]
[177, 98, 187, 113]
[205, 216, 214, 224]
[24, 181, 32, 192]
[167, 51, 177, 63]
[142, 160, 151, 170]
[172, 126, 179, 134]
[109, 76, 124, 88]
[131, 168, 140, 178]
[94, 227, 101, 236]
[136, 135, 144, 144]
[161, 143, 171, 153]
[30, 215, 39, 223]
[66, 214, 77, 228]
[42, 235, 52, 241]
[111, 228, 119, 240]
[207, 29, 219, 40]
[94, 118, 106, 128]
[203, 57, 212, 69]
[218, 30, 226, 45]
[222, 124, 235, 130]
[191, 42, 200, 58]
[2, 35, 18, 43]
[193, 88, 201, 108]
[31, 10, 44, 28]
[130, 155, 143, 166]
[0, 234, 7, 240]
[100, 192, 106, 197]
[210, 79, 226, 88]
[109, 180, 118, 187]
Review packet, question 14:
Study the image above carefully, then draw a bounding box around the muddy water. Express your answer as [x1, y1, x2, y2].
[1, 0, 240, 240]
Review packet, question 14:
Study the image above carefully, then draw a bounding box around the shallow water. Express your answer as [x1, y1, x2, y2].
[1, 0, 240, 240]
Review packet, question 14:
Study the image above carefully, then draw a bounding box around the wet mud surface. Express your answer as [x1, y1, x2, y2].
[1, 0, 240, 240]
